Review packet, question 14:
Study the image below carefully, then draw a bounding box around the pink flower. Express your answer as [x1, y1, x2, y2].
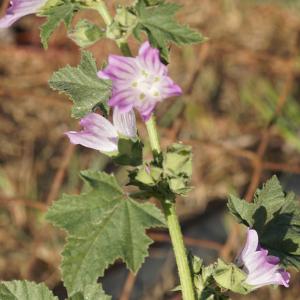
[98, 41, 182, 121]
[65, 109, 137, 153]
[0, 0, 46, 28]
[236, 229, 290, 289]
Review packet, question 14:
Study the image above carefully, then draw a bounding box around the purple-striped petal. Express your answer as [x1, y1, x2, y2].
[65, 113, 118, 153]
[0, 0, 46, 28]
[236, 228, 290, 289]
[98, 40, 182, 121]
[113, 108, 137, 138]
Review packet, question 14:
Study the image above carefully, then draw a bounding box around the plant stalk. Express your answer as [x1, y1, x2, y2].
[146, 116, 196, 300]
[96, 3, 195, 298]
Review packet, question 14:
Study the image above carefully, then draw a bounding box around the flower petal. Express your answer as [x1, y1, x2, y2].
[0, 0, 46, 28]
[236, 229, 259, 266]
[138, 41, 163, 74]
[65, 113, 118, 152]
[100, 40, 182, 122]
[113, 108, 137, 138]
[236, 228, 290, 289]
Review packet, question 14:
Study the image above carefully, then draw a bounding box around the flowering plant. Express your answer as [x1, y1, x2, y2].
[0, 1, 299, 300]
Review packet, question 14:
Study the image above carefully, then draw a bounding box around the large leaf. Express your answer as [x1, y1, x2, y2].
[132, 0, 204, 60]
[69, 283, 111, 300]
[228, 176, 300, 270]
[0, 281, 58, 300]
[39, 0, 79, 48]
[49, 51, 112, 118]
[46, 170, 166, 295]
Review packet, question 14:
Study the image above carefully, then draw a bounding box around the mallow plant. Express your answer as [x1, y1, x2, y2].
[0, 1, 299, 299]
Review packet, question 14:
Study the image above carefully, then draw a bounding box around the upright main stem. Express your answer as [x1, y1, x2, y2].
[146, 116, 196, 300]
[96, 3, 195, 298]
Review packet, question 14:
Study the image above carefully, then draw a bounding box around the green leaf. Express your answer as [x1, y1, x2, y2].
[69, 283, 111, 300]
[227, 195, 255, 227]
[0, 281, 58, 300]
[132, 0, 204, 61]
[49, 51, 112, 118]
[46, 170, 166, 295]
[213, 259, 251, 295]
[39, 0, 79, 49]
[69, 19, 104, 48]
[228, 175, 300, 270]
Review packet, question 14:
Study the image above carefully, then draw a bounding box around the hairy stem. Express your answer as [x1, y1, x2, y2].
[145, 116, 161, 154]
[96, 3, 195, 298]
[146, 116, 196, 300]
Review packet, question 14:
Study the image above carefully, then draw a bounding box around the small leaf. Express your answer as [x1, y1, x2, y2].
[69, 283, 111, 300]
[49, 51, 112, 118]
[69, 19, 104, 48]
[132, 0, 204, 61]
[39, 0, 79, 49]
[228, 176, 300, 270]
[46, 170, 166, 295]
[0, 280, 58, 300]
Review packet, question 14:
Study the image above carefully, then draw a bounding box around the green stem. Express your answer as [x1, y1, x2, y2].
[95, 3, 195, 298]
[146, 116, 196, 300]
[145, 115, 161, 154]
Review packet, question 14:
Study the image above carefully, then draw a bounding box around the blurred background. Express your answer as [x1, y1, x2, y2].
[0, 0, 300, 299]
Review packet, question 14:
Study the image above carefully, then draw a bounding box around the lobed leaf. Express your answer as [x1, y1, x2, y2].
[39, 0, 78, 49]
[69, 283, 111, 300]
[0, 281, 58, 300]
[228, 175, 300, 270]
[46, 171, 166, 295]
[132, 0, 204, 61]
[49, 51, 112, 118]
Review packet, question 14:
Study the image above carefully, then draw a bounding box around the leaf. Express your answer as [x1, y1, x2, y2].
[213, 259, 251, 295]
[227, 195, 255, 227]
[69, 19, 104, 48]
[69, 283, 111, 300]
[228, 175, 300, 270]
[49, 51, 112, 118]
[0, 280, 58, 300]
[39, 0, 79, 49]
[46, 170, 166, 295]
[132, 0, 204, 61]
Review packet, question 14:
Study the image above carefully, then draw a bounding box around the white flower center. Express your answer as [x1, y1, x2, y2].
[132, 70, 162, 101]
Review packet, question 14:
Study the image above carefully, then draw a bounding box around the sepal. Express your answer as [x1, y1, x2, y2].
[213, 259, 252, 295]
[106, 6, 138, 42]
[69, 19, 104, 48]
[112, 137, 143, 166]
[129, 143, 193, 199]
